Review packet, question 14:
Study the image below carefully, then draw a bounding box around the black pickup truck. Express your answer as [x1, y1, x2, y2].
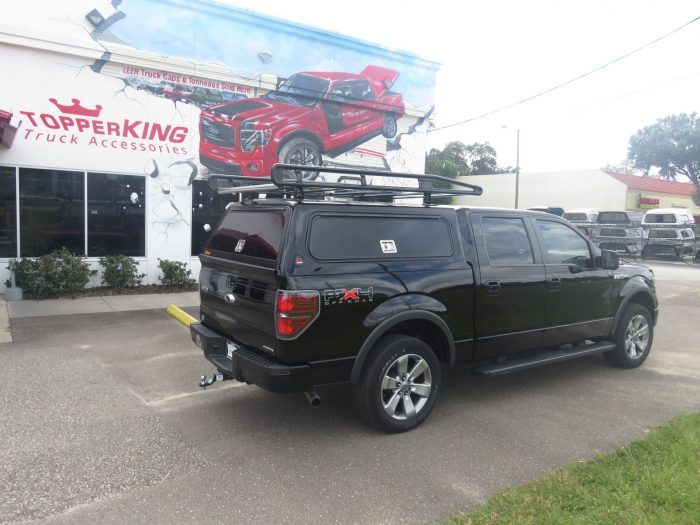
[191, 165, 658, 432]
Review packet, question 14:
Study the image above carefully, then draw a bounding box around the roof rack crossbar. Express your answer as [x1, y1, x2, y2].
[213, 163, 484, 205]
[272, 164, 482, 205]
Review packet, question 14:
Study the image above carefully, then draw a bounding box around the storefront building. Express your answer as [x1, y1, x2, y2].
[0, 0, 439, 291]
[456, 169, 700, 218]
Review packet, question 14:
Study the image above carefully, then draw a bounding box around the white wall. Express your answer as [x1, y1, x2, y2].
[454, 170, 628, 211]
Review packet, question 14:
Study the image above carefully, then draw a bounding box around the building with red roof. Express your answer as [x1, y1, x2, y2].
[605, 172, 698, 215]
[455, 169, 699, 218]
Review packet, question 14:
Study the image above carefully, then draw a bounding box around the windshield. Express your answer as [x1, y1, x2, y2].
[265, 74, 329, 107]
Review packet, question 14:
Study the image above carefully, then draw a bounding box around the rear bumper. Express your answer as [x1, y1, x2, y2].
[190, 322, 311, 393]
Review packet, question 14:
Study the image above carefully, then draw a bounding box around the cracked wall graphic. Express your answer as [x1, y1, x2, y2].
[0, 0, 439, 287]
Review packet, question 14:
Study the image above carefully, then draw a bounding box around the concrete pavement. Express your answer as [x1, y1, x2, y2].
[0, 290, 198, 344]
[0, 267, 699, 524]
[0, 295, 10, 343]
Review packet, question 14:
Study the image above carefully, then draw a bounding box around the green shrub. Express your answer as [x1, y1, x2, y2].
[157, 258, 195, 287]
[8, 248, 94, 299]
[99, 255, 145, 290]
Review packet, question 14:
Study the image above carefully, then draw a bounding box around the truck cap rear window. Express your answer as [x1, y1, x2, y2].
[598, 212, 632, 224]
[644, 213, 678, 224]
[207, 210, 285, 261]
[564, 213, 588, 221]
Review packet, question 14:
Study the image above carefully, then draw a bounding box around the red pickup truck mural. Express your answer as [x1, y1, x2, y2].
[198, 65, 404, 176]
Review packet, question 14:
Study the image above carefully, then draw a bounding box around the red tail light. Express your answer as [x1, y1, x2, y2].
[275, 290, 320, 339]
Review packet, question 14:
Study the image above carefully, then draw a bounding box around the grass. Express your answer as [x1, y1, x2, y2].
[446, 412, 700, 525]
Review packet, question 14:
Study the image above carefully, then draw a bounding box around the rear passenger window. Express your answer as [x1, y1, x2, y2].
[482, 217, 534, 265]
[309, 215, 453, 260]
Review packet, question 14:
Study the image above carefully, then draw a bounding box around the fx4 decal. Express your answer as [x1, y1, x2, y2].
[323, 287, 374, 305]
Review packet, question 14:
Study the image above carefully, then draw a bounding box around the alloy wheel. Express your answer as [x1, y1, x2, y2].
[624, 314, 649, 359]
[381, 353, 432, 420]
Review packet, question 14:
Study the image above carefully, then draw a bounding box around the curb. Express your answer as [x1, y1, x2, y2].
[0, 296, 11, 344]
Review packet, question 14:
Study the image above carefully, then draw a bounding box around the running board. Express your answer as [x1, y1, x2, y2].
[473, 341, 616, 377]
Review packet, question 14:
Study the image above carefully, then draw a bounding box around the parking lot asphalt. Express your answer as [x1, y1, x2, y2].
[1, 263, 699, 525]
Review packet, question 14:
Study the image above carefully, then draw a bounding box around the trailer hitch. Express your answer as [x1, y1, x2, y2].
[198, 371, 231, 388]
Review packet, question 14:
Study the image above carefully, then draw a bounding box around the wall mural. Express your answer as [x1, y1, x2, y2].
[0, 0, 439, 283]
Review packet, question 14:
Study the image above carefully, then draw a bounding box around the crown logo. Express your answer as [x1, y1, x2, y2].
[49, 98, 103, 117]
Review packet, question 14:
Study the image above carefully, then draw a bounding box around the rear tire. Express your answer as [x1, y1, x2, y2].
[604, 304, 653, 368]
[382, 114, 398, 138]
[353, 335, 441, 433]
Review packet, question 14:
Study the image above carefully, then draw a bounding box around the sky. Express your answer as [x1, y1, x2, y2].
[216, 0, 700, 174]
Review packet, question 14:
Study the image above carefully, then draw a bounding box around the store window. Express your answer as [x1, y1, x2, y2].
[191, 179, 235, 255]
[19, 168, 84, 256]
[87, 173, 146, 256]
[0, 166, 17, 258]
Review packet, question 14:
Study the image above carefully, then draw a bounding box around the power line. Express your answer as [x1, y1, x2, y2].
[429, 14, 700, 133]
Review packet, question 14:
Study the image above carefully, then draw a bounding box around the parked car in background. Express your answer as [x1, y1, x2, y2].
[127, 76, 150, 90]
[164, 83, 194, 102]
[198, 65, 405, 177]
[191, 88, 248, 107]
[145, 80, 170, 96]
[592, 211, 644, 256]
[563, 208, 599, 237]
[191, 87, 223, 107]
[641, 208, 696, 259]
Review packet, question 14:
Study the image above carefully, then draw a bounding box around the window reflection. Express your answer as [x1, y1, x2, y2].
[19, 168, 84, 256]
[88, 173, 146, 256]
[0, 166, 17, 258]
[191, 179, 234, 255]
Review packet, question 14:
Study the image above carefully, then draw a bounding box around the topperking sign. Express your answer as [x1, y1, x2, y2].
[19, 97, 190, 156]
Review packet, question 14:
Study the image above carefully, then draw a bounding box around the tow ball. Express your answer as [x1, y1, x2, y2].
[198, 371, 231, 388]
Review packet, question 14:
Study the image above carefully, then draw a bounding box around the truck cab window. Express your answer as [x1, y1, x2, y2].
[537, 220, 591, 267]
[481, 217, 534, 265]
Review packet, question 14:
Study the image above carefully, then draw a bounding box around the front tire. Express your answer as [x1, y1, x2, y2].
[278, 137, 321, 180]
[354, 335, 441, 433]
[604, 304, 654, 368]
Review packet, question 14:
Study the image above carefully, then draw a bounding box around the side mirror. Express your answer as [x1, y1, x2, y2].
[600, 249, 619, 270]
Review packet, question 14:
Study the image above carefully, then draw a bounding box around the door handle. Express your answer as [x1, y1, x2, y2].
[485, 280, 501, 295]
[549, 277, 561, 290]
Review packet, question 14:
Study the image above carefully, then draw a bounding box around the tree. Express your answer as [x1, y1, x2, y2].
[425, 141, 511, 179]
[628, 112, 700, 203]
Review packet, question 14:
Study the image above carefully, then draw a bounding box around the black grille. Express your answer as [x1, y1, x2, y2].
[201, 119, 235, 147]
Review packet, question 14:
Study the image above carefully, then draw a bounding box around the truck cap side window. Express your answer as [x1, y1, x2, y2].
[308, 215, 453, 260]
[481, 217, 534, 265]
[536, 220, 592, 267]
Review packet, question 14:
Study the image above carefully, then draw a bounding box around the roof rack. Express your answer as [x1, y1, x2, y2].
[214, 164, 483, 206]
